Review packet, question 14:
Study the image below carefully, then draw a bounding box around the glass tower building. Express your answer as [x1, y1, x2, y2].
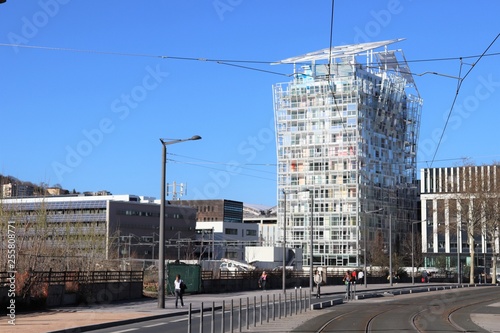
[273, 39, 422, 268]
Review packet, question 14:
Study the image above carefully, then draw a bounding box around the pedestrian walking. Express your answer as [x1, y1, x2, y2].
[174, 274, 185, 308]
[258, 271, 268, 290]
[343, 271, 351, 299]
[314, 270, 323, 298]
[351, 270, 357, 284]
[422, 270, 428, 283]
[357, 270, 364, 284]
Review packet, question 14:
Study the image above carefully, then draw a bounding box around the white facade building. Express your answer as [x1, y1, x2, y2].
[273, 39, 422, 267]
[420, 165, 500, 272]
[195, 221, 260, 261]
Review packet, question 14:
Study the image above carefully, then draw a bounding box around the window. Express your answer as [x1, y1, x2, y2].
[225, 228, 238, 235]
[246, 230, 257, 236]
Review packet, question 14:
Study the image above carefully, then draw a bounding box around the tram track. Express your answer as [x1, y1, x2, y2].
[411, 295, 499, 332]
[310, 286, 499, 333]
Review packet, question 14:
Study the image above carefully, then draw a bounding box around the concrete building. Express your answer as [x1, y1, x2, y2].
[195, 221, 260, 261]
[273, 39, 422, 268]
[175, 199, 261, 261]
[0, 194, 197, 270]
[243, 204, 278, 247]
[176, 199, 243, 223]
[1, 182, 34, 198]
[420, 165, 500, 274]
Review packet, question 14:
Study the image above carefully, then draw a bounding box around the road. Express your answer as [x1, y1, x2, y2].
[77, 295, 310, 333]
[293, 286, 500, 332]
[50, 285, 500, 333]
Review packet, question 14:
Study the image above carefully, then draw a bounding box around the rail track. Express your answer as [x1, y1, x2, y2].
[312, 286, 499, 333]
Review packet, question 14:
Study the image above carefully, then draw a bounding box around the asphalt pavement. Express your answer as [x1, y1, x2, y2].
[1, 282, 498, 333]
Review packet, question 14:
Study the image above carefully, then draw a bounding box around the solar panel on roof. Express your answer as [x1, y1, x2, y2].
[275, 38, 405, 64]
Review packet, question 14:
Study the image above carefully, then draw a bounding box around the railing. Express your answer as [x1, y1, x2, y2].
[0, 270, 144, 285]
[186, 289, 312, 333]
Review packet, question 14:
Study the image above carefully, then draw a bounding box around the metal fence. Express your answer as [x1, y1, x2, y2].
[0, 270, 144, 286]
[187, 289, 312, 333]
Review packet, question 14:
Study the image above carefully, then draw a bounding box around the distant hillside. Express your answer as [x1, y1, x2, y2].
[0, 174, 71, 196]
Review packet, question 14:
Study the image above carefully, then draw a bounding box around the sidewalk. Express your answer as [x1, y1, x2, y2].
[0, 283, 493, 333]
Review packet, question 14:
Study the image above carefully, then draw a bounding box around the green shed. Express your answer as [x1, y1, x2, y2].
[166, 263, 201, 295]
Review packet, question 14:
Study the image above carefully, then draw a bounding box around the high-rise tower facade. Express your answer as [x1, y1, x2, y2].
[273, 39, 422, 268]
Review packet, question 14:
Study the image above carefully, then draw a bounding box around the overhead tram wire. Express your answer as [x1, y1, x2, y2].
[167, 158, 277, 183]
[429, 33, 500, 167]
[168, 152, 277, 175]
[215, 61, 290, 77]
[323, 0, 374, 189]
[166, 153, 277, 183]
[1, 42, 500, 78]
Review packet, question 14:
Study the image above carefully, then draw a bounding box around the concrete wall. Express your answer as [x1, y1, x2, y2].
[79, 282, 143, 304]
[29, 281, 143, 308]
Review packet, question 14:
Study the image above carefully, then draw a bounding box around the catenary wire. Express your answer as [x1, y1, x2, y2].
[1, 42, 499, 73]
[429, 33, 500, 167]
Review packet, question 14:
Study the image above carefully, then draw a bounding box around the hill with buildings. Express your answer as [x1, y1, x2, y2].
[0, 174, 71, 197]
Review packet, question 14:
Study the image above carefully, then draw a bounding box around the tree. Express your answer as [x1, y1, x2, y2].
[481, 162, 500, 284]
[436, 163, 500, 284]
[370, 229, 388, 269]
[400, 225, 424, 271]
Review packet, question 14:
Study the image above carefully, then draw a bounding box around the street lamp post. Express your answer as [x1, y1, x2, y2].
[158, 135, 201, 309]
[282, 190, 287, 294]
[363, 208, 383, 288]
[309, 189, 314, 294]
[457, 223, 461, 284]
[389, 214, 392, 286]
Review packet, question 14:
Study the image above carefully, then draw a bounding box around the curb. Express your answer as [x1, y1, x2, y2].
[48, 305, 223, 333]
[311, 297, 344, 310]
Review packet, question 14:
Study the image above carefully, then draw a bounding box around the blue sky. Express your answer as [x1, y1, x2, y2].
[0, 1, 499, 207]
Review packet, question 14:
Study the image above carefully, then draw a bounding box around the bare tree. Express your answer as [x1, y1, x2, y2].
[370, 229, 388, 269]
[481, 162, 500, 284]
[401, 226, 424, 271]
[436, 163, 500, 284]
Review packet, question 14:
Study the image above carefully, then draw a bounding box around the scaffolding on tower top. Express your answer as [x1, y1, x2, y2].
[274, 38, 405, 64]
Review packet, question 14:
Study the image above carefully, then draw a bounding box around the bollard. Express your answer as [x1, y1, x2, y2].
[221, 300, 225, 333]
[188, 303, 192, 333]
[293, 288, 299, 315]
[299, 287, 303, 313]
[230, 299, 233, 333]
[303, 290, 307, 313]
[200, 302, 203, 333]
[211, 302, 215, 333]
[289, 292, 293, 316]
[260, 294, 263, 325]
[246, 297, 249, 330]
[284, 292, 287, 318]
[272, 294, 276, 321]
[266, 294, 270, 323]
[239, 298, 242, 333]
[253, 296, 257, 327]
[278, 293, 282, 319]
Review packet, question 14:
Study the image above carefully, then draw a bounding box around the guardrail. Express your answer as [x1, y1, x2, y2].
[186, 288, 312, 333]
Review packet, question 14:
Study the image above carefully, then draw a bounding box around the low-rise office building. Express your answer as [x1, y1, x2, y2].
[420, 165, 500, 276]
[0, 194, 197, 271]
